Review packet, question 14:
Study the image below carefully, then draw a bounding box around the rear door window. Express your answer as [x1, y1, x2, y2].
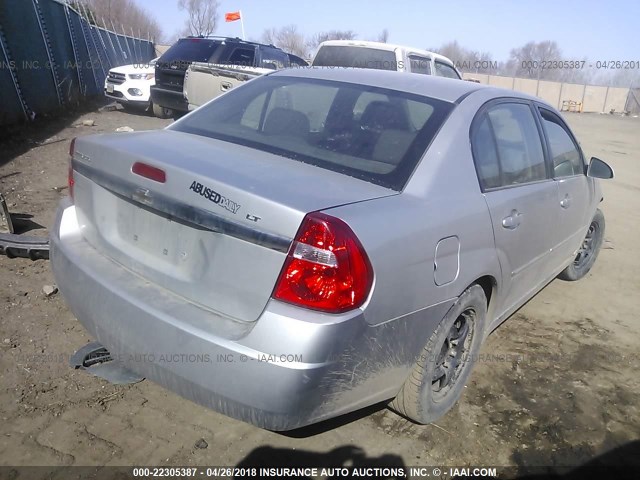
[472, 102, 549, 189]
[408, 55, 432, 75]
[487, 103, 547, 185]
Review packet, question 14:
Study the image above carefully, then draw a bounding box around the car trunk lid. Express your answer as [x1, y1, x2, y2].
[71, 129, 396, 322]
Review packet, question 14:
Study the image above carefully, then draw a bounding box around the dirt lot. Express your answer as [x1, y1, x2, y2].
[0, 105, 639, 477]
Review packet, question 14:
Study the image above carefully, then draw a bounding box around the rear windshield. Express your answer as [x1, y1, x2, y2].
[313, 46, 399, 71]
[171, 76, 453, 190]
[158, 38, 221, 66]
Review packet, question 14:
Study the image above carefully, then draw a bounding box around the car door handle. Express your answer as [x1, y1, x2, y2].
[502, 210, 522, 230]
[560, 195, 572, 209]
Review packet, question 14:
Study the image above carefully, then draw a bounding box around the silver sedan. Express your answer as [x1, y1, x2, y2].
[51, 68, 613, 430]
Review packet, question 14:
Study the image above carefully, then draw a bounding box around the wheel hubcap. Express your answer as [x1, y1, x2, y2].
[431, 309, 474, 397]
[574, 222, 597, 268]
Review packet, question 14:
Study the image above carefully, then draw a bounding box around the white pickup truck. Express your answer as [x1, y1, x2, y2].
[183, 63, 271, 111]
[183, 52, 308, 111]
[312, 40, 462, 79]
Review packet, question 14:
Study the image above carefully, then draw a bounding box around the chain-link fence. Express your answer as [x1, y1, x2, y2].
[0, 0, 155, 126]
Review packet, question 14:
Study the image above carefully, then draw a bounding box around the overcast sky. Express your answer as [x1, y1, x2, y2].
[148, 0, 638, 62]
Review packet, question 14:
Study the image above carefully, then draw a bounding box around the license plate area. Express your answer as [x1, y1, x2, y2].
[106, 83, 114, 93]
[114, 202, 211, 275]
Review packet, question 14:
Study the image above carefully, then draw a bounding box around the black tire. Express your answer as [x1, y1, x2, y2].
[558, 208, 605, 281]
[390, 284, 487, 424]
[152, 102, 173, 119]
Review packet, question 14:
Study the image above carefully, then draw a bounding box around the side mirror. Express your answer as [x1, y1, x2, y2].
[587, 157, 614, 179]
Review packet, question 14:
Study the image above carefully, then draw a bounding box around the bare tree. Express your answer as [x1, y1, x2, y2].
[261, 25, 308, 58]
[178, 0, 220, 37]
[79, 0, 163, 42]
[376, 29, 389, 43]
[431, 40, 496, 74]
[507, 41, 562, 79]
[505, 40, 594, 83]
[307, 29, 357, 49]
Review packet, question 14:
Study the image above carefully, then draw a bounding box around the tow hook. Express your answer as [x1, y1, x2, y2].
[70, 342, 144, 385]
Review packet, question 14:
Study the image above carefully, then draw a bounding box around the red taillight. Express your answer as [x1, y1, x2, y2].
[273, 212, 373, 313]
[68, 138, 76, 201]
[132, 162, 166, 183]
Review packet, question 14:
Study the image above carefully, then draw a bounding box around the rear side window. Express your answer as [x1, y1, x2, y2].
[408, 55, 432, 75]
[539, 108, 583, 177]
[171, 76, 454, 190]
[434, 61, 460, 79]
[225, 47, 255, 67]
[472, 116, 501, 189]
[472, 103, 548, 189]
[288, 54, 309, 67]
[313, 46, 399, 71]
[261, 48, 288, 69]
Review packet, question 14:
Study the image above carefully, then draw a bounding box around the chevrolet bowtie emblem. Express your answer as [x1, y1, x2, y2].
[133, 188, 153, 205]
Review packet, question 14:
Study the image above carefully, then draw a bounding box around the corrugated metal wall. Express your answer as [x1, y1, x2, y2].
[0, 0, 155, 125]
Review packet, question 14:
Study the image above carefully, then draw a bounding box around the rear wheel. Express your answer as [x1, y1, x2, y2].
[390, 284, 486, 424]
[152, 102, 173, 119]
[558, 208, 605, 281]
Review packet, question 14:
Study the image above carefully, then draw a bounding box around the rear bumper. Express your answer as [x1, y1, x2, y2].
[150, 86, 188, 112]
[50, 199, 454, 430]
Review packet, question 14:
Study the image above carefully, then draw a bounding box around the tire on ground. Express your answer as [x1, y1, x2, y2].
[558, 208, 605, 281]
[389, 284, 487, 424]
[152, 103, 173, 119]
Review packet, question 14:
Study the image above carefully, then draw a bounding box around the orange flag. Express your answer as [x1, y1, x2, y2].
[225, 11, 241, 22]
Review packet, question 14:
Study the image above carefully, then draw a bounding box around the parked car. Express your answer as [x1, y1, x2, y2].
[313, 40, 462, 79]
[104, 58, 158, 112]
[52, 68, 613, 431]
[151, 36, 296, 118]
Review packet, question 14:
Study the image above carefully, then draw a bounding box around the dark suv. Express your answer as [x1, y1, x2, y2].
[150, 37, 298, 117]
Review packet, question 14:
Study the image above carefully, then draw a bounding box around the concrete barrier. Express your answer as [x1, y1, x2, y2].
[537, 81, 562, 108]
[488, 75, 514, 89]
[605, 87, 630, 113]
[461, 73, 630, 113]
[559, 83, 585, 110]
[513, 78, 538, 97]
[582, 85, 608, 113]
